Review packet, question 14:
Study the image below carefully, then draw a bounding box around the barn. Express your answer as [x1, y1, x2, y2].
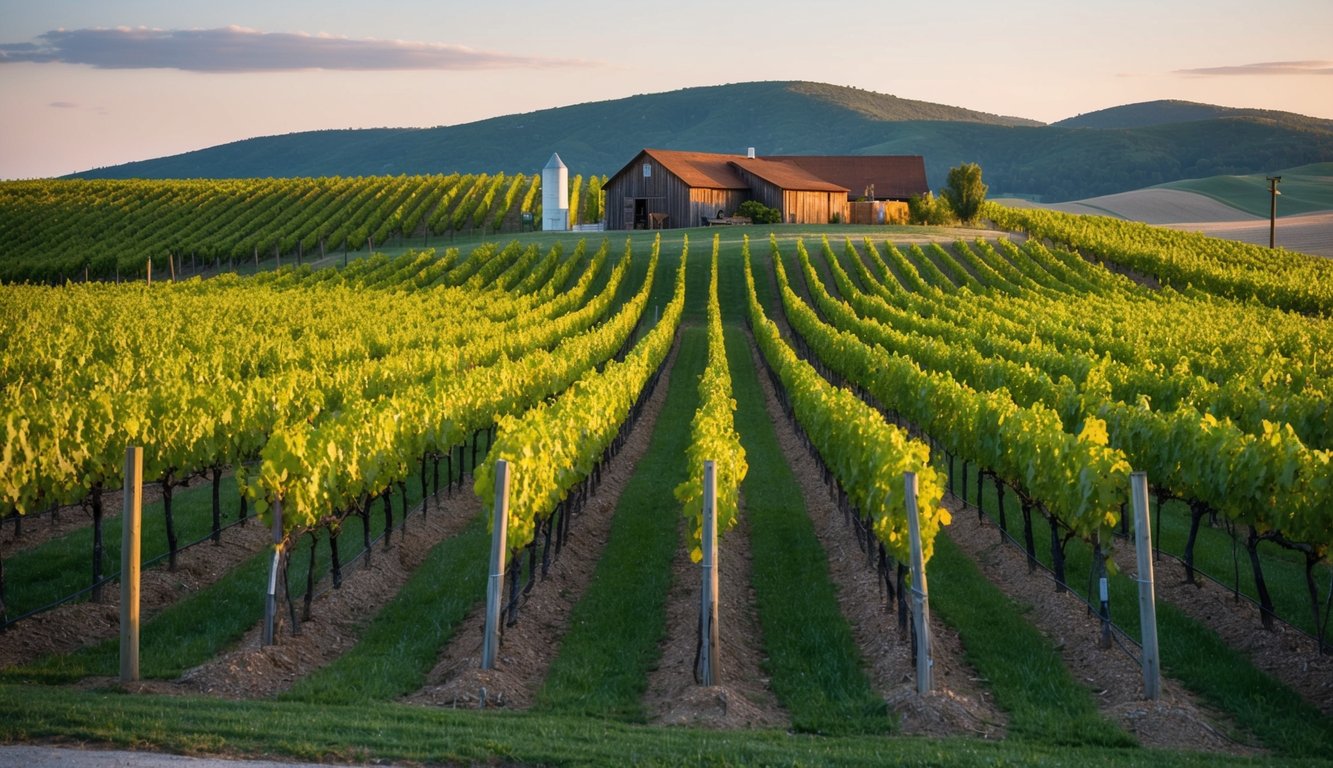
[601, 149, 928, 230]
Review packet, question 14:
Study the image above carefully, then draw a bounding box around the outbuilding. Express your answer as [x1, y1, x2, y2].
[601, 149, 928, 229]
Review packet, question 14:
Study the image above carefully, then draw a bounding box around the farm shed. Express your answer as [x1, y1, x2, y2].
[601, 149, 928, 229]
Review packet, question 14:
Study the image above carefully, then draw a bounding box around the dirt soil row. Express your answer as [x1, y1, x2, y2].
[642, 508, 786, 728]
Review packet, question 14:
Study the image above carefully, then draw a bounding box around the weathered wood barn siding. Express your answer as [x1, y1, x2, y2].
[733, 166, 846, 224]
[784, 190, 847, 224]
[768, 156, 929, 202]
[732, 168, 783, 210]
[603, 152, 746, 230]
[689, 188, 748, 226]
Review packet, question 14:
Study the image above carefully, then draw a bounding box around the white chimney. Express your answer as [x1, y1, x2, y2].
[746, 147, 756, 159]
[542, 153, 569, 232]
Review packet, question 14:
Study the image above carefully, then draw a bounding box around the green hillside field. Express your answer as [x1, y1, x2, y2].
[1159, 163, 1333, 217]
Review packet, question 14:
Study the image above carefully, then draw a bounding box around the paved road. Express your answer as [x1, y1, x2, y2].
[0, 746, 373, 768]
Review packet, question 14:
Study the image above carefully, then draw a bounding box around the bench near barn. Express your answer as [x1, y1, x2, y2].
[701, 215, 752, 227]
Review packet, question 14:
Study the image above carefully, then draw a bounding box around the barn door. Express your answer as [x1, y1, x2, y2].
[623, 198, 634, 230]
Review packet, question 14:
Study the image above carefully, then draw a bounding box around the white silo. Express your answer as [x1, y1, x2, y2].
[542, 153, 569, 231]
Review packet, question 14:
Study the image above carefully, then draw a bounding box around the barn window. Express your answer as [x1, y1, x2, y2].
[642, 163, 652, 178]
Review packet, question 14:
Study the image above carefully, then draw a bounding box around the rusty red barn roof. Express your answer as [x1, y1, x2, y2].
[729, 157, 849, 193]
[638, 149, 749, 189]
[766, 155, 928, 199]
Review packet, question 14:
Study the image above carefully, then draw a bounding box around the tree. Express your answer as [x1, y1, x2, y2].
[943, 162, 988, 224]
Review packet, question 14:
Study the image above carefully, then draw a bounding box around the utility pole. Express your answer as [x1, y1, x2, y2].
[1267, 176, 1282, 249]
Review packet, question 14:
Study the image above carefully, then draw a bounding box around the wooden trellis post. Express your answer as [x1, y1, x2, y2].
[119, 446, 143, 682]
[1131, 472, 1161, 699]
[905, 471, 932, 694]
[482, 460, 511, 670]
[697, 461, 720, 686]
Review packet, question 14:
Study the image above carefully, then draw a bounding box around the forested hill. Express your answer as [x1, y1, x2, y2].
[69, 81, 1333, 202]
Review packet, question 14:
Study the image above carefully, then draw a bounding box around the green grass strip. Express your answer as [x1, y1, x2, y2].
[4, 684, 1323, 768]
[533, 325, 703, 720]
[723, 317, 888, 736]
[282, 514, 489, 704]
[929, 534, 1133, 747]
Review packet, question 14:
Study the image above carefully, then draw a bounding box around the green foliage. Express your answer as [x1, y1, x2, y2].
[731, 246, 890, 734]
[987, 202, 1333, 315]
[753, 237, 952, 568]
[582, 174, 605, 224]
[737, 199, 781, 224]
[943, 162, 988, 223]
[474, 236, 683, 557]
[674, 237, 746, 562]
[907, 191, 956, 225]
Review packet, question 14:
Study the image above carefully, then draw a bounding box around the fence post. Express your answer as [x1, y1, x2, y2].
[262, 498, 284, 646]
[697, 461, 720, 685]
[904, 471, 932, 694]
[1131, 472, 1161, 699]
[119, 446, 143, 683]
[482, 460, 510, 670]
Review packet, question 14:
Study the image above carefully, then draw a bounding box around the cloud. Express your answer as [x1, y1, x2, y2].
[48, 101, 78, 108]
[0, 25, 595, 72]
[1175, 60, 1333, 77]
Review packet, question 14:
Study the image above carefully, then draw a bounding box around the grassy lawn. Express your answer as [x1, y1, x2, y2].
[928, 533, 1132, 747]
[7, 684, 1329, 768]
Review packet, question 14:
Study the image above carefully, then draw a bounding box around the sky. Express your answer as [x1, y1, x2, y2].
[1, 0, 1330, 179]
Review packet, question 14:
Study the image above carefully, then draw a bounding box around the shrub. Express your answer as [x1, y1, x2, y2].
[908, 192, 957, 225]
[738, 200, 781, 224]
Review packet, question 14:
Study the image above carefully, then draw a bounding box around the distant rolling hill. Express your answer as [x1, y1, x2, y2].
[69, 82, 1333, 202]
[1055, 99, 1333, 131]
